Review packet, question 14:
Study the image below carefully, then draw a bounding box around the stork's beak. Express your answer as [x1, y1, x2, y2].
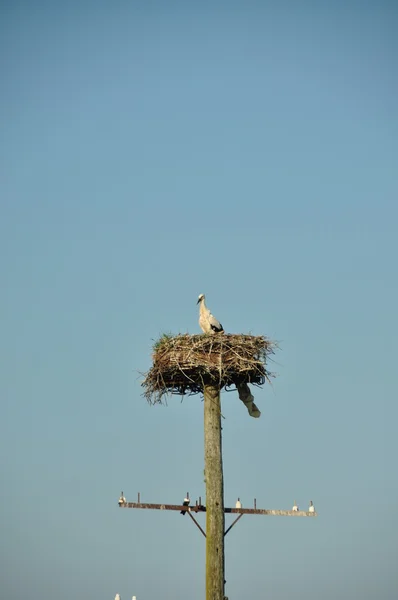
[197, 298, 201, 304]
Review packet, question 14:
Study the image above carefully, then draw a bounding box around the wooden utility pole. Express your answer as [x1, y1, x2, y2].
[204, 385, 225, 600]
[134, 333, 317, 599]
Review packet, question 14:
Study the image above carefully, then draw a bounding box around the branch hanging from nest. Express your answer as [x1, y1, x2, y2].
[142, 333, 276, 405]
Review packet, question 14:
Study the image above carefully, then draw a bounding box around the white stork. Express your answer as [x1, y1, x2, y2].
[292, 500, 299, 512]
[309, 500, 315, 513]
[118, 491, 126, 506]
[197, 294, 224, 334]
[196, 294, 261, 420]
[235, 498, 242, 509]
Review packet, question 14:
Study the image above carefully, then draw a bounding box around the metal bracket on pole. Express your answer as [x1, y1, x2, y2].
[224, 513, 244, 536]
[187, 510, 206, 537]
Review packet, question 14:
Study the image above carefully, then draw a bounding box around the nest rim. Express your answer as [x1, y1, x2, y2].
[142, 333, 276, 405]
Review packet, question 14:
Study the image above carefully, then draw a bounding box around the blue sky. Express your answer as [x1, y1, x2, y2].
[1, 1, 397, 599]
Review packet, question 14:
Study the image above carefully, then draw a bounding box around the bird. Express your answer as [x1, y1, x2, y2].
[309, 500, 315, 513]
[197, 293, 224, 334]
[118, 491, 126, 506]
[292, 500, 299, 512]
[180, 495, 190, 515]
[115, 595, 121, 600]
[235, 498, 242, 509]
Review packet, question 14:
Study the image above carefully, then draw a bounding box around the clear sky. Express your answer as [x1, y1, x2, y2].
[1, 1, 397, 599]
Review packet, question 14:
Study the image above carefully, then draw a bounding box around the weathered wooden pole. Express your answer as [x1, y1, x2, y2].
[141, 333, 278, 596]
[204, 384, 225, 600]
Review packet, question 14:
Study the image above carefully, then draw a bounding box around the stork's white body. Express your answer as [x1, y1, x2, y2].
[235, 498, 242, 509]
[197, 294, 224, 334]
[309, 501, 315, 513]
[292, 502, 299, 512]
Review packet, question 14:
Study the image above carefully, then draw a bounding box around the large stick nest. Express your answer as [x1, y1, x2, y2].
[142, 333, 276, 405]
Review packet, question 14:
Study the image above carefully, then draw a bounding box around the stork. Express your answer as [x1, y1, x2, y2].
[118, 491, 126, 506]
[196, 293, 261, 419]
[292, 500, 299, 512]
[180, 494, 190, 515]
[197, 293, 224, 334]
[309, 500, 315, 513]
[235, 498, 242, 509]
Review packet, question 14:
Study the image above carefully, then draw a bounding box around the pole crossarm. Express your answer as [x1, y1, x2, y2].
[225, 508, 317, 517]
[118, 502, 317, 517]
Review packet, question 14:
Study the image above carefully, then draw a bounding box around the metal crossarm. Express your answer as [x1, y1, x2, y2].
[119, 500, 317, 518]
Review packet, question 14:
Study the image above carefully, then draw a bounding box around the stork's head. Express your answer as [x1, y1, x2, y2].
[197, 293, 205, 304]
